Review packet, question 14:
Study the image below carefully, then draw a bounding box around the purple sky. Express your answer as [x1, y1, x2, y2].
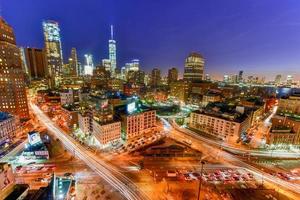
[3, 0, 300, 80]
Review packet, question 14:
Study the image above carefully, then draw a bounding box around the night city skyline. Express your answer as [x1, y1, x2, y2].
[3, 0, 300, 80]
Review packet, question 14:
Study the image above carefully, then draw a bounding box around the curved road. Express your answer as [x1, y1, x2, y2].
[168, 120, 300, 199]
[31, 103, 150, 200]
[170, 119, 300, 159]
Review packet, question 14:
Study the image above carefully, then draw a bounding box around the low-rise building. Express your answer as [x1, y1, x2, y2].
[117, 102, 156, 140]
[267, 115, 300, 145]
[0, 112, 16, 145]
[189, 103, 251, 143]
[202, 90, 222, 107]
[60, 89, 78, 105]
[78, 99, 122, 148]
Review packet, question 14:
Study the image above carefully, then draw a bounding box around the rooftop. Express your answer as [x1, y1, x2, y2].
[0, 112, 13, 122]
[193, 102, 249, 123]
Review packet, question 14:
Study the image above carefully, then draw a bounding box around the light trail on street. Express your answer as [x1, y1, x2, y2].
[0, 139, 28, 162]
[170, 119, 300, 159]
[169, 120, 300, 199]
[30, 103, 150, 200]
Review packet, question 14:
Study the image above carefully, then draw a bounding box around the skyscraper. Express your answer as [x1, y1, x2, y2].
[43, 20, 63, 88]
[24, 48, 47, 80]
[238, 70, 243, 83]
[109, 25, 117, 77]
[69, 47, 78, 76]
[102, 59, 111, 72]
[84, 54, 94, 75]
[151, 68, 161, 87]
[167, 67, 178, 84]
[274, 74, 282, 85]
[183, 52, 204, 82]
[287, 75, 293, 85]
[0, 17, 29, 120]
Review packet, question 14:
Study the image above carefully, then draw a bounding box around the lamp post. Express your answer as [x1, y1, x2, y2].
[197, 160, 206, 200]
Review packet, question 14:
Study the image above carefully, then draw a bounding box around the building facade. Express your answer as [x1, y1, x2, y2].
[24, 48, 47, 80]
[0, 112, 16, 145]
[183, 52, 205, 82]
[0, 17, 29, 120]
[109, 25, 116, 77]
[43, 20, 63, 88]
[151, 68, 161, 87]
[167, 67, 178, 84]
[189, 110, 251, 143]
[120, 108, 156, 139]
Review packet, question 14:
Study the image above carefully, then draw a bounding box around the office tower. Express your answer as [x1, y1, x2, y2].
[0, 17, 29, 120]
[69, 47, 78, 76]
[109, 25, 116, 77]
[205, 74, 211, 81]
[183, 52, 204, 82]
[274, 74, 282, 85]
[287, 75, 293, 85]
[24, 48, 47, 80]
[19, 47, 29, 76]
[238, 70, 243, 83]
[167, 67, 178, 84]
[43, 20, 63, 88]
[84, 54, 94, 75]
[125, 59, 140, 72]
[151, 68, 161, 87]
[223, 75, 229, 83]
[102, 59, 111, 72]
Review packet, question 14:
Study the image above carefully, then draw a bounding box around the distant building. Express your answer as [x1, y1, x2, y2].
[43, 20, 63, 88]
[170, 80, 190, 103]
[69, 47, 79, 76]
[109, 25, 117, 77]
[183, 52, 204, 82]
[24, 48, 47, 80]
[287, 75, 293, 85]
[0, 17, 29, 120]
[125, 59, 140, 72]
[102, 59, 111, 72]
[238, 70, 243, 83]
[167, 67, 178, 84]
[0, 112, 16, 146]
[205, 74, 211, 81]
[151, 68, 161, 87]
[274, 74, 282, 85]
[84, 54, 94, 76]
[223, 75, 229, 83]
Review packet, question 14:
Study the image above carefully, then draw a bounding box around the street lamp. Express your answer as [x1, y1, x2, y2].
[197, 160, 206, 200]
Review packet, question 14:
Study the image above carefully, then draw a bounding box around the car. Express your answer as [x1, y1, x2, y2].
[184, 174, 193, 181]
[191, 172, 201, 179]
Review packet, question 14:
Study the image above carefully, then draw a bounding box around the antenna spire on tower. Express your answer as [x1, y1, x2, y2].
[110, 25, 114, 40]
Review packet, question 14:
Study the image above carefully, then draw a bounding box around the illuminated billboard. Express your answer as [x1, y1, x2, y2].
[127, 102, 136, 114]
[28, 132, 42, 146]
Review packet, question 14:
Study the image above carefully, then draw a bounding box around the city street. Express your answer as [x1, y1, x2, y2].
[30, 102, 150, 200]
